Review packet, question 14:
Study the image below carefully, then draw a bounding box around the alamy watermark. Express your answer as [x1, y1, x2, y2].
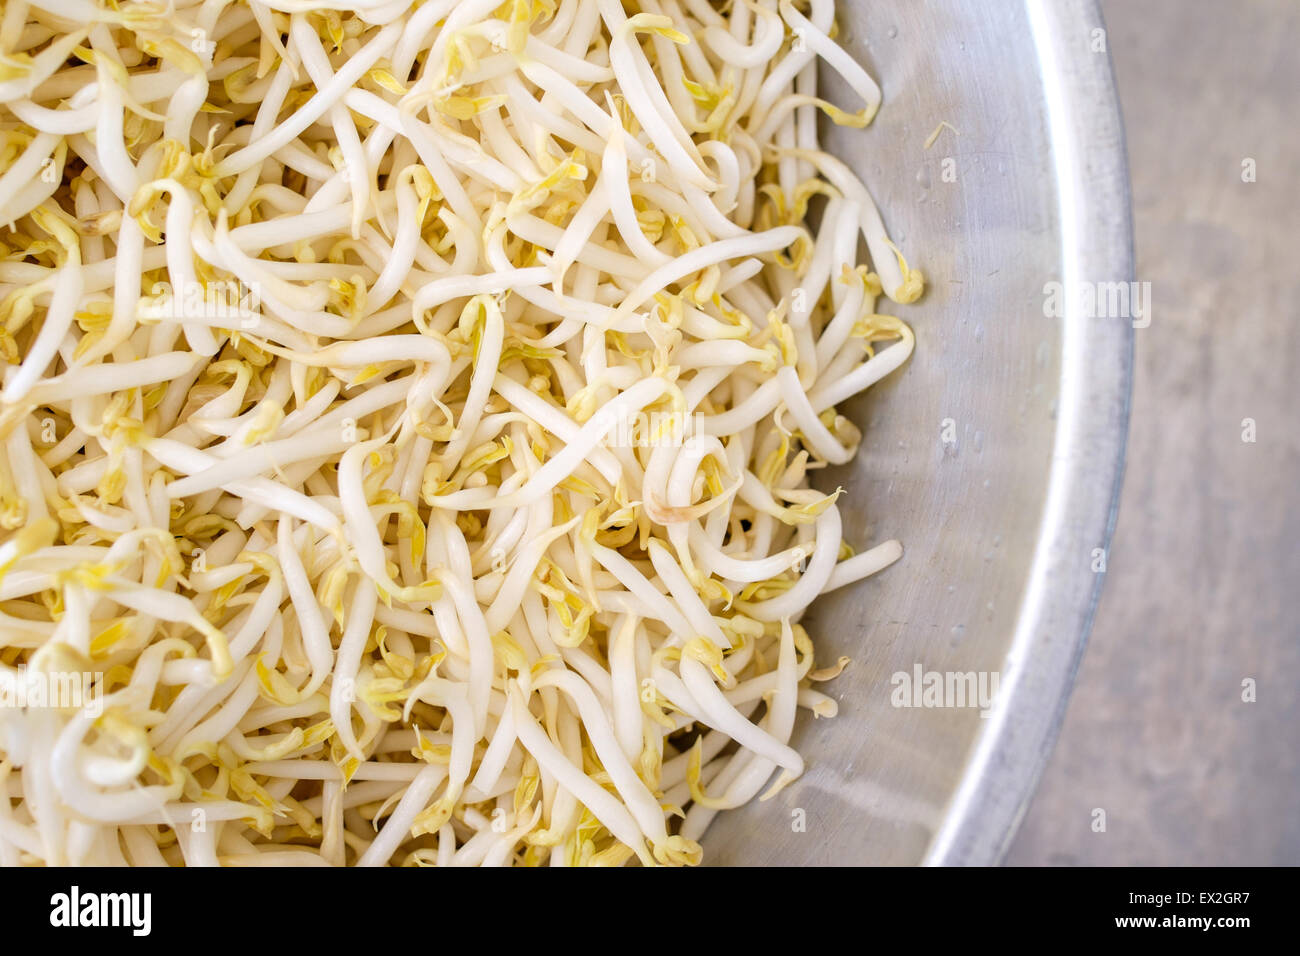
[590, 409, 707, 449]
[49, 886, 151, 936]
[141, 279, 262, 329]
[890, 664, 1001, 718]
[1043, 280, 1151, 328]
[0, 668, 103, 718]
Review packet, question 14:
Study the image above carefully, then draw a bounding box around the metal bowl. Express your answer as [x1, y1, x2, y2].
[705, 0, 1134, 865]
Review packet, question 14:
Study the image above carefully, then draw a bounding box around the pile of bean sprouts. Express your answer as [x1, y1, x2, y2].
[0, 0, 920, 866]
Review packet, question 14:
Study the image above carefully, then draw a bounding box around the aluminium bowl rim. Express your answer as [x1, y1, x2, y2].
[921, 0, 1136, 866]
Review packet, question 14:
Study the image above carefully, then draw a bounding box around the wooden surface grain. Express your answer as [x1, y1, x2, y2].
[1005, 0, 1300, 865]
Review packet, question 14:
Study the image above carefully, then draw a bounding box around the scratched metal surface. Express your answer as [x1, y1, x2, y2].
[705, 0, 1132, 864]
[1007, 0, 1300, 866]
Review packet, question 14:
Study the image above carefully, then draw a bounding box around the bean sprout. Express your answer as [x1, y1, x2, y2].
[0, 0, 919, 867]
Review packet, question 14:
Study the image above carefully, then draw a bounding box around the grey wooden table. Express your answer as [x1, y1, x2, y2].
[1005, 0, 1300, 865]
